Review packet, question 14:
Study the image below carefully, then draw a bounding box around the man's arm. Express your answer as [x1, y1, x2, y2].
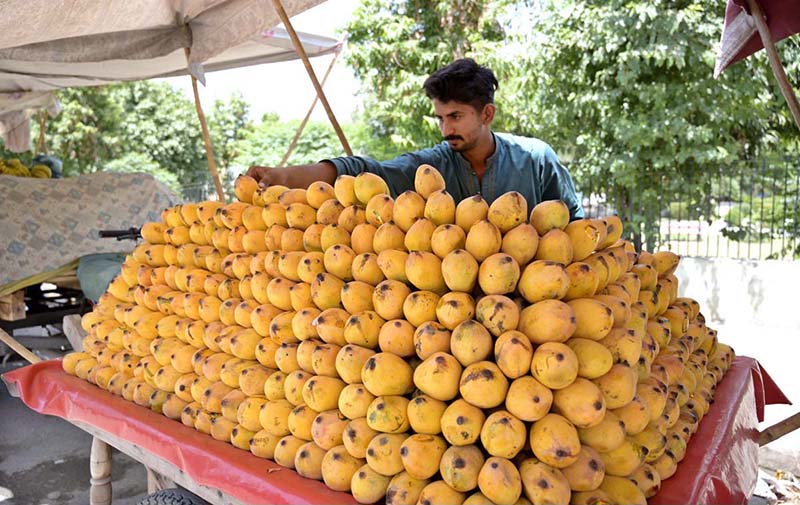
[247, 146, 448, 196]
[246, 162, 336, 188]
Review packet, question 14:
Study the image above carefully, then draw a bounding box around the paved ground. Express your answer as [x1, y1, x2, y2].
[0, 359, 148, 505]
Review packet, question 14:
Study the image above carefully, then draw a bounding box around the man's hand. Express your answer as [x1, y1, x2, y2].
[244, 162, 337, 189]
[246, 166, 286, 187]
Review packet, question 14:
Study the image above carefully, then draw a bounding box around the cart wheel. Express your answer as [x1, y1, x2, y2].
[137, 488, 209, 505]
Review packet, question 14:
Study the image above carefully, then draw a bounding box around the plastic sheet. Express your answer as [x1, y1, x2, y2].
[650, 356, 789, 505]
[2, 360, 357, 505]
[2, 356, 790, 505]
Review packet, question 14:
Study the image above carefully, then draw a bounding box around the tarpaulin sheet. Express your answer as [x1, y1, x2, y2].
[2, 356, 790, 505]
[715, 0, 800, 77]
[0, 1, 340, 150]
[650, 356, 789, 505]
[2, 359, 357, 505]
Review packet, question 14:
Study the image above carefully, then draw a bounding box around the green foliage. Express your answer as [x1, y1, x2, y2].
[0, 149, 34, 167]
[38, 87, 123, 176]
[507, 0, 800, 248]
[2, 81, 256, 194]
[0, 79, 396, 198]
[16, 81, 210, 186]
[108, 82, 207, 185]
[209, 92, 251, 188]
[722, 160, 800, 243]
[103, 152, 181, 192]
[666, 200, 710, 221]
[232, 115, 364, 170]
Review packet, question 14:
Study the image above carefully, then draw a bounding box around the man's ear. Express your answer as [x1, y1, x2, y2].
[482, 104, 496, 125]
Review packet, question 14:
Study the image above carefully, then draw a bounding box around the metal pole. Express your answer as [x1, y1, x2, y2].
[271, 0, 353, 155]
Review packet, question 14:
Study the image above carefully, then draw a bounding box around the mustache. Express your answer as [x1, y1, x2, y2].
[444, 135, 463, 141]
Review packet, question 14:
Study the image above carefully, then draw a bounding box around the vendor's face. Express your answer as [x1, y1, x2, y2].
[433, 99, 494, 152]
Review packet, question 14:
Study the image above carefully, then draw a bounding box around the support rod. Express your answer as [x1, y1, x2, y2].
[746, 0, 800, 131]
[184, 48, 226, 202]
[279, 51, 341, 167]
[0, 327, 41, 364]
[271, 0, 353, 155]
[760, 411, 800, 446]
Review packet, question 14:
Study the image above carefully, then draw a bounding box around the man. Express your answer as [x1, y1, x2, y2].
[247, 58, 584, 218]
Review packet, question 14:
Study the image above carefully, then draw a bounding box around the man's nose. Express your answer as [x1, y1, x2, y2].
[440, 120, 454, 136]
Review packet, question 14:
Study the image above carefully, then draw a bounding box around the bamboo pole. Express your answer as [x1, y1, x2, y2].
[760, 411, 800, 446]
[279, 51, 341, 167]
[36, 112, 47, 154]
[0, 327, 41, 364]
[271, 0, 353, 155]
[184, 48, 226, 202]
[746, 0, 800, 131]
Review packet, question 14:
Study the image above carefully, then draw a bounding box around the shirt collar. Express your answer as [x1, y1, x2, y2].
[486, 132, 502, 166]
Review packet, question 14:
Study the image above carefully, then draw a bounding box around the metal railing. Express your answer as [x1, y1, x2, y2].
[581, 158, 800, 260]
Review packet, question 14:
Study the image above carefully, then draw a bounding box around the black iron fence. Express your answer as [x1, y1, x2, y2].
[581, 157, 800, 260]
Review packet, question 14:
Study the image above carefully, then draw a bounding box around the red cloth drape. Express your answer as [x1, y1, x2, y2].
[650, 356, 788, 504]
[3, 356, 790, 504]
[2, 359, 357, 505]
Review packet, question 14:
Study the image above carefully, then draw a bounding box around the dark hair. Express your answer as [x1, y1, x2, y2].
[423, 58, 498, 110]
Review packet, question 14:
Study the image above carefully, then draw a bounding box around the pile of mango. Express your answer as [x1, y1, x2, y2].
[64, 164, 733, 505]
[0, 158, 51, 178]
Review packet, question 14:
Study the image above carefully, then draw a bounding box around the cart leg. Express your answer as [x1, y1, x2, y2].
[90, 437, 112, 505]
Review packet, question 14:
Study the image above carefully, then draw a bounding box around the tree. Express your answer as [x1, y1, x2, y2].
[209, 92, 251, 188]
[37, 87, 124, 176]
[103, 152, 181, 192]
[15, 81, 239, 195]
[108, 81, 208, 186]
[506, 0, 800, 248]
[232, 113, 362, 170]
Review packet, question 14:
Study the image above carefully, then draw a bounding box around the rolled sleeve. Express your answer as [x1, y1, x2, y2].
[326, 156, 378, 178]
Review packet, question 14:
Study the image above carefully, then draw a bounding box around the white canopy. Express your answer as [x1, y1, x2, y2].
[0, 0, 340, 150]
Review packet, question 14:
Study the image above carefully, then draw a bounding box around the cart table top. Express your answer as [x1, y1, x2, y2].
[2, 356, 789, 505]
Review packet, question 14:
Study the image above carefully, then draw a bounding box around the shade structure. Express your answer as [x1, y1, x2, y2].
[715, 0, 800, 76]
[0, 0, 338, 87]
[0, 0, 341, 151]
[0, 27, 340, 92]
[715, 0, 800, 131]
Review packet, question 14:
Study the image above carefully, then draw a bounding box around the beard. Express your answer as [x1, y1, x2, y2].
[444, 135, 479, 152]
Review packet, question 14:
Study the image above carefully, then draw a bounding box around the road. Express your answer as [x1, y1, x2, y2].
[0, 360, 147, 505]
